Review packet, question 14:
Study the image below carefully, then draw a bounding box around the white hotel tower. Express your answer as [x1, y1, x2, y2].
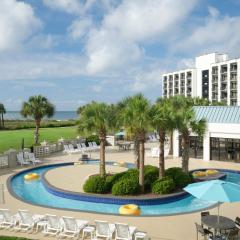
[162, 53, 240, 106]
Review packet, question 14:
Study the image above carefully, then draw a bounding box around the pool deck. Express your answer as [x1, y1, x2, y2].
[1, 142, 240, 240]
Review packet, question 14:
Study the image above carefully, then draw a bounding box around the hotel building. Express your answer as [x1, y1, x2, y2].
[162, 53, 240, 162]
[162, 53, 240, 106]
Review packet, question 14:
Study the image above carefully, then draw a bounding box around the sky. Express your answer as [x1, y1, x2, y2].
[1, 0, 240, 111]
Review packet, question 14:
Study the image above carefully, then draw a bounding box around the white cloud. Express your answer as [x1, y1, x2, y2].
[130, 68, 163, 92]
[86, 28, 143, 74]
[42, 0, 83, 14]
[68, 18, 92, 40]
[0, 53, 86, 81]
[176, 7, 240, 56]
[85, 0, 198, 75]
[0, 0, 42, 51]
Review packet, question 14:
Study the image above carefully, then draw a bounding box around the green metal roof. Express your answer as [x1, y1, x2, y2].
[193, 106, 240, 124]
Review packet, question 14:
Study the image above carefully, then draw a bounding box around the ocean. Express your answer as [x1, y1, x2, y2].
[4, 111, 78, 120]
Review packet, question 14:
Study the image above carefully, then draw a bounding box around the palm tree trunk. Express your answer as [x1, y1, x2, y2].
[1, 113, 4, 127]
[134, 138, 140, 169]
[159, 130, 165, 178]
[35, 119, 41, 144]
[139, 139, 145, 193]
[168, 131, 173, 155]
[181, 133, 190, 173]
[99, 134, 106, 177]
[0, 114, 2, 129]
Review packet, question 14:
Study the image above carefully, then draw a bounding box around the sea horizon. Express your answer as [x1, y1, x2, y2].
[4, 111, 78, 120]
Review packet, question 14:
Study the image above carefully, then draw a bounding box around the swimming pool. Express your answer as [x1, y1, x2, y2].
[8, 162, 240, 216]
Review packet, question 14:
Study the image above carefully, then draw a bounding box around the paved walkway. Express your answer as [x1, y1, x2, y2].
[0, 143, 240, 240]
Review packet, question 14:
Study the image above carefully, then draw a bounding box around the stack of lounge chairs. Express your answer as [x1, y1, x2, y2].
[16, 152, 42, 166]
[0, 209, 149, 240]
[63, 142, 100, 154]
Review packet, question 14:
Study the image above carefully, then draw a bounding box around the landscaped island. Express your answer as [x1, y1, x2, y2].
[83, 166, 192, 196]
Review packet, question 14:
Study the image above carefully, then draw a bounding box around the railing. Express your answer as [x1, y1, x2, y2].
[0, 154, 9, 168]
[34, 139, 85, 158]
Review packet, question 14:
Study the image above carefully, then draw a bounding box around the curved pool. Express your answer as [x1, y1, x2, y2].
[8, 162, 240, 216]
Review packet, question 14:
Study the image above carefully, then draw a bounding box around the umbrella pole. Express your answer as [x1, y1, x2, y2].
[217, 202, 220, 224]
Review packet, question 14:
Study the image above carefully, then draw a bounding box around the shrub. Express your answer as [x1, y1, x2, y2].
[144, 165, 159, 191]
[152, 177, 175, 194]
[112, 178, 140, 196]
[85, 135, 100, 145]
[83, 175, 109, 194]
[106, 169, 139, 191]
[165, 167, 191, 189]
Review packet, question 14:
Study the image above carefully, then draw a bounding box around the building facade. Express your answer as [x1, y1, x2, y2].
[173, 106, 240, 162]
[162, 53, 240, 106]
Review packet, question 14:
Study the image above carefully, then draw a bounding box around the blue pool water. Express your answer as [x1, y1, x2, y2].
[10, 163, 240, 216]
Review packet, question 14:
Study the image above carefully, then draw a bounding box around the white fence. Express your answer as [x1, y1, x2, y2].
[0, 155, 9, 168]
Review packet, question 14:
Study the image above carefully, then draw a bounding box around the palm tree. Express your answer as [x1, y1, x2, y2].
[21, 95, 55, 144]
[171, 96, 206, 173]
[150, 98, 173, 178]
[0, 103, 6, 128]
[120, 94, 151, 193]
[78, 102, 116, 177]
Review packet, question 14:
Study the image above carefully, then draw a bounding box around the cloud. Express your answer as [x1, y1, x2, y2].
[85, 0, 198, 75]
[0, 0, 42, 52]
[175, 7, 240, 56]
[68, 18, 93, 40]
[0, 53, 86, 81]
[42, 0, 83, 15]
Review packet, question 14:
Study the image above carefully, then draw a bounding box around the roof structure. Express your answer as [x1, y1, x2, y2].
[193, 106, 240, 124]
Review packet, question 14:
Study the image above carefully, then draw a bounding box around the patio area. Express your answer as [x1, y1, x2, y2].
[1, 143, 240, 239]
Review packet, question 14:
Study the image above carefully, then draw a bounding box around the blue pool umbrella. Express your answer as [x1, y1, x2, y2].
[184, 180, 240, 223]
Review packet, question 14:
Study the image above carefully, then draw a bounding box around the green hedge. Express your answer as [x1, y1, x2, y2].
[144, 165, 159, 191]
[152, 177, 175, 194]
[112, 178, 140, 195]
[165, 167, 191, 188]
[83, 175, 110, 194]
[3, 120, 76, 130]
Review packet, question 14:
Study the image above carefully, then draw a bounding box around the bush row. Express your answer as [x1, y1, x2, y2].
[83, 166, 192, 196]
[2, 120, 76, 130]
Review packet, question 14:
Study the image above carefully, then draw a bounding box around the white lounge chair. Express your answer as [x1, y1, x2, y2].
[77, 144, 84, 153]
[69, 144, 79, 153]
[28, 153, 42, 165]
[148, 135, 157, 142]
[115, 222, 136, 240]
[63, 145, 70, 154]
[95, 220, 115, 240]
[17, 152, 31, 166]
[59, 216, 88, 239]
[81, 143, 88, 150]
[0, 209, 18, 229]
[17, 210, 44, 232]
[92, 142, 100, 149]
[43, 214, 62, 236]
[146, 147, 169, 158]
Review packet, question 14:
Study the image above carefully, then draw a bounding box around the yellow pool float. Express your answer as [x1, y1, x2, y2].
[192, 171, 206, 177]
[119, 204, 141, 216]
[206, 169, 219, 175]
[119, 161, 126, 167]
[24, 173, 39, 181]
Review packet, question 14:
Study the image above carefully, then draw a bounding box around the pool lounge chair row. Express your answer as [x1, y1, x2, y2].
[63, 142, 100, 154]
[0, 209, 149, 240]
[16, 152, 42, 166]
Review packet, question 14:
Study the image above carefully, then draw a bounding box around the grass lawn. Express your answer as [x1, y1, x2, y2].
[0, 126, 78, 153]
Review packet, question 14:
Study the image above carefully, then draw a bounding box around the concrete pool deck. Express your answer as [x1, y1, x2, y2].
[1, 142, 240, 239]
